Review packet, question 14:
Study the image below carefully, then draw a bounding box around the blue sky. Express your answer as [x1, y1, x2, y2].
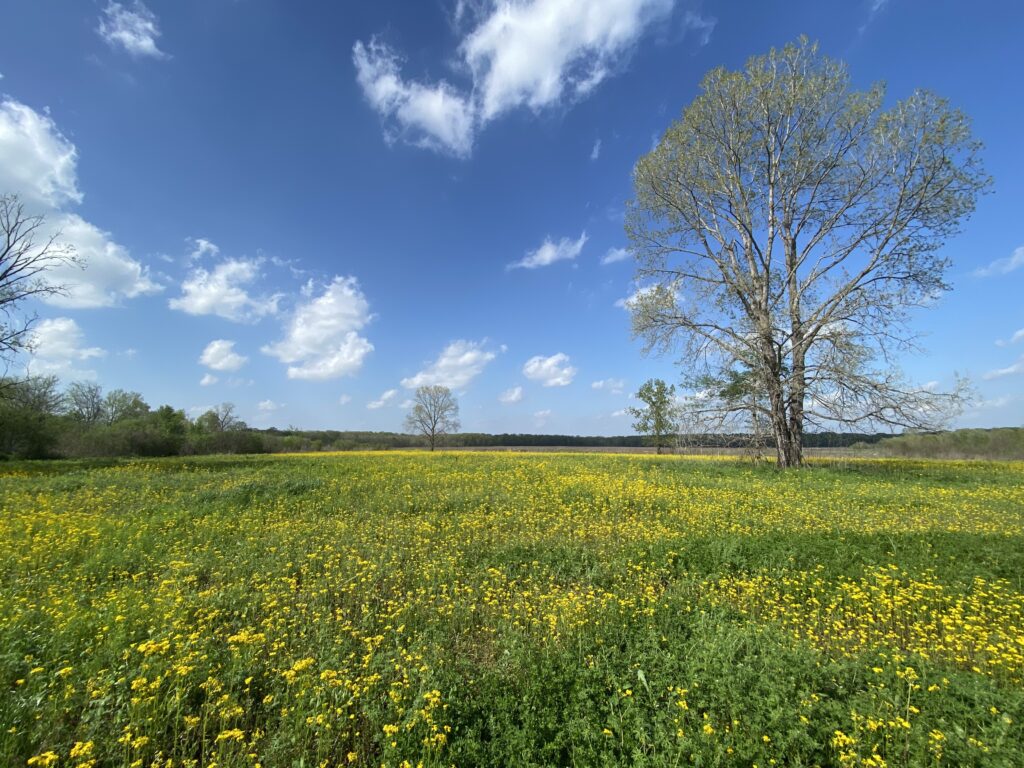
[2, 0, 1022, 434]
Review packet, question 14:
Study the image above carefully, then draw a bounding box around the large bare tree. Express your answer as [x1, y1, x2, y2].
[404, 385, 460, 451]
[626, 38, 989, 467]
[1, 194, 78, 373]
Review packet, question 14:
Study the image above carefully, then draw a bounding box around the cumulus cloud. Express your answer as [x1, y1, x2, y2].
[523, 353, 576, 386]
[508, 231, 587, 270]
[353, 38, 475, 157]
[170, 258, 280, 322]
[0, 98, 161, 307]
[42, 214, 162, 307]
[974, 246, 1024, 278]
[611, 408, 628, 417]
[401, 339, 496, 389]
[97, 1, 167, 58]
[199, 339, 248, 372]
[533, 409, 552, 427]
[464, 0, 674, 121]
[601, 247, 630, 265]
[262, 276, 374, 380]
[258, 399, 282, 412]
[367, 389, 397, 409]
[26, 318, 106, 379]
[338, 394, 352, 405]
[499, 385, 523, 404]
[199, 373, 218, 387]
[592, 378, 625, 394]
[354, 0, 679, 155]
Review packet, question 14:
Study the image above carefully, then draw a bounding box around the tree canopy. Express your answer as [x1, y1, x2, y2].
[626, 38, 989, 467]
[404, 386, 460, 451]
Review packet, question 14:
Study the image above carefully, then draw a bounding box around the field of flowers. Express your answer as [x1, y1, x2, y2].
[1, 452, 1022, 767]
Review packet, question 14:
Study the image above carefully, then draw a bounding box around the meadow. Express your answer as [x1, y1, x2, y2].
[1, 453, 1022, 767]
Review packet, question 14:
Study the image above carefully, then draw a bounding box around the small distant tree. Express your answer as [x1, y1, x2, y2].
[65, 381, 105, 424]
[404, 385, 460, 451]
[103, 389, 149, 424]
[629, 378, 679, 454]
[1, 194, 78, 373]
[195, 402, 243, 433]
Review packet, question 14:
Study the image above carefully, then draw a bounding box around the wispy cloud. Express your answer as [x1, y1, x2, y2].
[508, 232, 587, 270]
[601, 247, 630, 265]
[592, 378, 625, 394]
[367, 388, 397, 409]
[97, 1, 167, 58]
[974, 246, 1024, 278]
[995, 328, 1024, 348]
[983, 356, 1024, 380]
[498, 386, 523, 404]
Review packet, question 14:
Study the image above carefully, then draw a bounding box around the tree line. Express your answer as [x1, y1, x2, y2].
[0, 373, 892, 460]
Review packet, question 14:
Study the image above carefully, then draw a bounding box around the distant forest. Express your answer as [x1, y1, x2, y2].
[6, 374, 1020, 461]
[0, 372, 894, 459]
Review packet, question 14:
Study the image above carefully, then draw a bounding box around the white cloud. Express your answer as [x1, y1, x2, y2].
[601, 247, 630, 265]
[367, 388, 397, 409]
[523, 353, 576, 386]
[354, 0, 675, 155]
[0, 99, 160, 308]
[338, 394, 352, 405]
[682, 11, 716, 45]
[983, 356, 1024, 380]
[533, 409, 552, 427]
[590, 139, 601, 160]
[401, 339, 496, 389]
[97, 1, 167, 58]
[258, 399, 282, 412]
[187, 237, 220, 262]
[26, 318, 106, 379]
[170, 258, 280, 322]
[464, 0, 674, 121]
[592, 378, 625, 394]
[615, 283, 657, 309]
[199, 339, 248, 372]
[508, 231, 587, 270]
[996, 328, 1024, 348]
[0, 100, 80, 209]
[499, 385, 523, 404]
[42, 214, 162, 308]
[199, 373, 218, 387]
[353, 38, 476, 157]
[262, 276, 374, 380]
[611, 408, 628, 417]
[974, 246, 1024, 277]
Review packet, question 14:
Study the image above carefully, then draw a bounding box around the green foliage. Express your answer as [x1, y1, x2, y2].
[1, 454, 1021, 766]
[877, 428, 1024, 460]
[629, 378, 679, 453]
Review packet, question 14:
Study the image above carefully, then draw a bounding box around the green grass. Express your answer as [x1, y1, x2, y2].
[1, 452, 1022, 767]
